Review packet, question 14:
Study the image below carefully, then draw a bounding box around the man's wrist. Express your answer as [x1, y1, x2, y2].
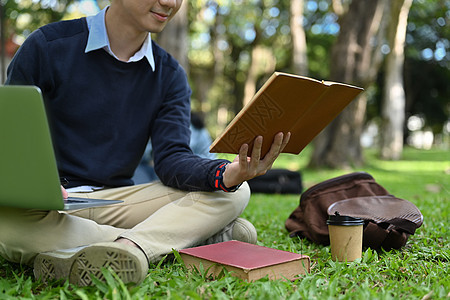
[214, 163, 242, 192]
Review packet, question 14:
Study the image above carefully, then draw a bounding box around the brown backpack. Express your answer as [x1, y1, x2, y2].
[285, 172, 423, 250]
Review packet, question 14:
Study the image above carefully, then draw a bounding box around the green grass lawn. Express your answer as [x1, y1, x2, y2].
[1, 147, 449, 299]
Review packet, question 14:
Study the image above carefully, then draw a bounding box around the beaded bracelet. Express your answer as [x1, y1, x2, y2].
[214, 162, 242, 192]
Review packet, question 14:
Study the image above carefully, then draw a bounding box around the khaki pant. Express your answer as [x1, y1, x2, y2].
[0, 181, 250, 265]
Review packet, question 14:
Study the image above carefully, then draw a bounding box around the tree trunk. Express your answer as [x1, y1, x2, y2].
[380, 0, 413, 160]
[290, 0, 308, 75]
[156, 0, 189, 71]
[190, 4, 224, 114]
[243, 46, 276, 106]
[309, 0, 387, 168]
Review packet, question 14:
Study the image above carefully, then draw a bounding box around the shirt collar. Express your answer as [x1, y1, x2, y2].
[85, 7, 155, 71]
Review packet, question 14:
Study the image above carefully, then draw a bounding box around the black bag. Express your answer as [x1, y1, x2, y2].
[285, 172, 423, 250]
[247, 169, 302, 194]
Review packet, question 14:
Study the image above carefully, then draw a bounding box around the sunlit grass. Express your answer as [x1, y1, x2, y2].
[0, 147, 448, 299]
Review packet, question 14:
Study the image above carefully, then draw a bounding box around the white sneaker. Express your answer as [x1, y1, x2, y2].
[205, 218, 257, 245]
[34, 242, 148, 286]
[231, 218, 257, 244]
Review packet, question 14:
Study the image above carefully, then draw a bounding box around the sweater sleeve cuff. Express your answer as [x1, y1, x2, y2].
[213, 162, 242, 192]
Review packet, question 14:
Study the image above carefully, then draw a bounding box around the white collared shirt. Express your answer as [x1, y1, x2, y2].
[84, 7, 155, 71]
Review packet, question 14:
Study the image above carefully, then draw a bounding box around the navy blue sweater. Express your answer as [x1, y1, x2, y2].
[6, 18, 228, 191]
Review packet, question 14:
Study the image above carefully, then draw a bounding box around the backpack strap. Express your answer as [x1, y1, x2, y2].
[363, 222, 388, 249]
[384, 218, 418, 235]
[363, 222, 409, 250]
[383, 229, 409, 250]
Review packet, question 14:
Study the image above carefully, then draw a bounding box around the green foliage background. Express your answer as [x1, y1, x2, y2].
[2, 0, 449, 137]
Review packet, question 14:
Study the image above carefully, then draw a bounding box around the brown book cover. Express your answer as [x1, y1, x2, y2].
[179, 240, 310, 281]
[210, 72, 364, 157]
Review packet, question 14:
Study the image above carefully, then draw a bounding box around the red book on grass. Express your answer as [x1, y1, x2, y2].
[179, 240, 310, 281]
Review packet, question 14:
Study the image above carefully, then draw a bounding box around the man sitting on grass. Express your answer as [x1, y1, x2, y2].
[0, 0, 290, 286]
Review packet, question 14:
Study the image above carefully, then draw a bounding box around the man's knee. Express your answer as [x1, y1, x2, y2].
[225, 181, 251, 215]
[0, 208, 51, 264]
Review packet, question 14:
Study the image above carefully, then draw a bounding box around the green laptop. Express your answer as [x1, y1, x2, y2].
[0, 85, 123, 210]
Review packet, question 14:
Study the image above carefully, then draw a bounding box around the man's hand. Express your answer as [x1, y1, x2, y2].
[61, 185, 68, 199]
[222, 132, 291, 188]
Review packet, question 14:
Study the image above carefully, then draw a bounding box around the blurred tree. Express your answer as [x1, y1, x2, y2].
[0, 0, 75, 83]
[2, 0, 448, 154]
[290, 0, 308, 75]
[3, 0, 74, 36]
[380, 0, 413, 160]
[156, 0, 189, 71]
[187, 0, 292, 137]
[309, 0, 387, 168]
[366, 0, 449, 149]
[403, 0, 449, 138]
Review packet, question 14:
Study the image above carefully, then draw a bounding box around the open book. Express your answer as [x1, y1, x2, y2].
[209, 72, 364, 157]
[179, 240, 310, 281]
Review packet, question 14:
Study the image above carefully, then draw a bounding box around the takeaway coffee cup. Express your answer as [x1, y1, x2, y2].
[327, 212, 364, 262]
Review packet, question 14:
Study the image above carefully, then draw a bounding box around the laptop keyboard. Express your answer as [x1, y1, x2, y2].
[64, 198, 88, 203]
